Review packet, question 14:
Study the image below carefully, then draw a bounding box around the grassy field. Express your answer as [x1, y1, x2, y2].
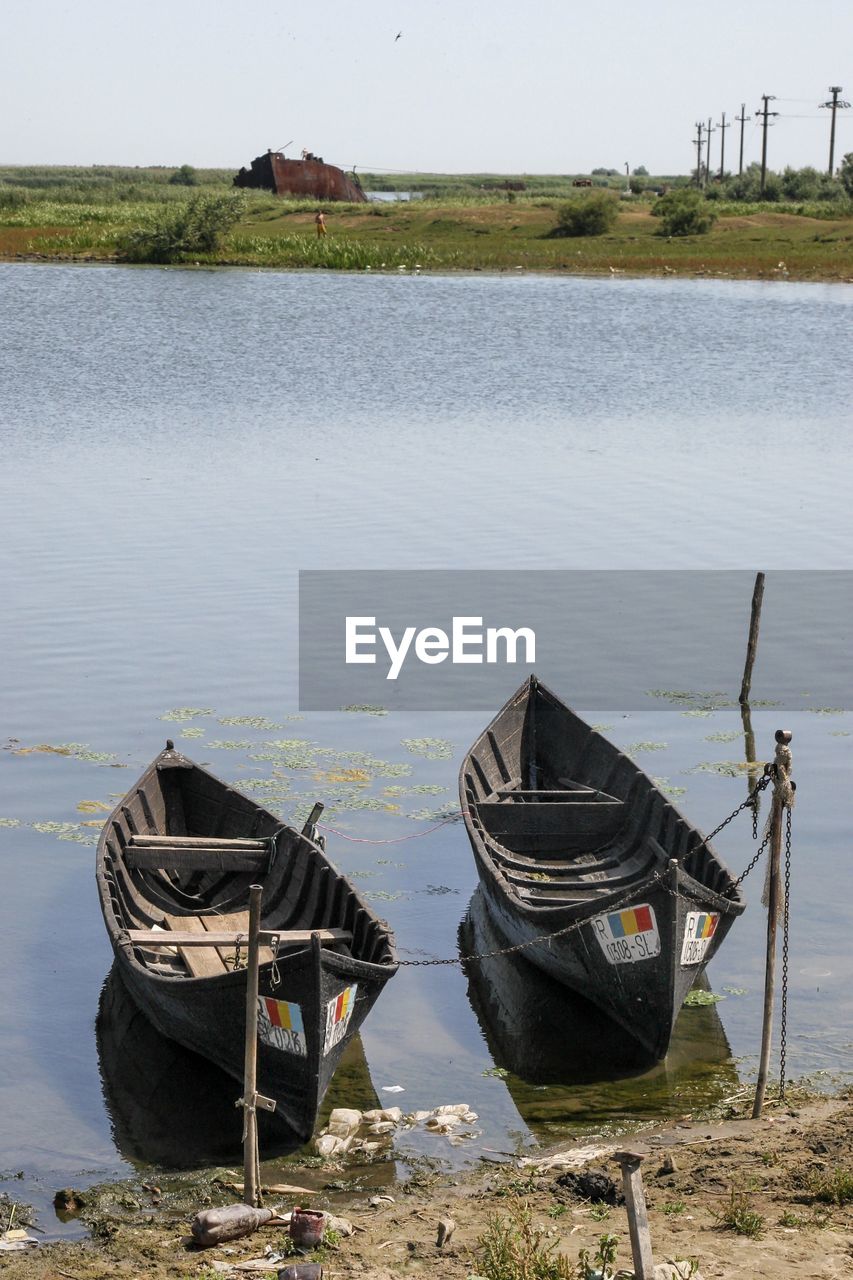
[1, 165, 852, 280]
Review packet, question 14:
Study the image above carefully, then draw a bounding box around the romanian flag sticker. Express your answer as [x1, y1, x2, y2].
[680, 911, 720, 966]
[324, 984, 358, 1054]
[592, 903, 660, 965]
[257, 996, 307, 1057]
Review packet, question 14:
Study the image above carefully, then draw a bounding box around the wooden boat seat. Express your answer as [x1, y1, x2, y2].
[494, 789, 612, 804]
[125, 833, 271, 874]
[137, 911, 276, 979]
[476, 799, 625, 853]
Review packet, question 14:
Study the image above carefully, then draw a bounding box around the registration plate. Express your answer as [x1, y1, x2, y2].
[592, 903, 660, 965]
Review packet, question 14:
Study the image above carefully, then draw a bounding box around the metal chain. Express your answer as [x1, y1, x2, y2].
[397, 867, 671, 967]
[728, 826, 773, 892]
[779, 805, 793, 1100]
[270, 936, 282, 989]
[398, 775, 773, 968]
[691, 773, 771, 862]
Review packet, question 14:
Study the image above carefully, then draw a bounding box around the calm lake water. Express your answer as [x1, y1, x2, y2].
[1, 262, 851, 1233]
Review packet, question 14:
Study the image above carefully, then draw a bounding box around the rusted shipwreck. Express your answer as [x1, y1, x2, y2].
[234, 150, 366, 202]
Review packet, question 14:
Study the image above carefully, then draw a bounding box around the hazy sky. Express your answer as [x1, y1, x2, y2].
[4, 1, 852, 175]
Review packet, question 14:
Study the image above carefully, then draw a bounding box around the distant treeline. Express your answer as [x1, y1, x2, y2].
[1, 161, 851, 208]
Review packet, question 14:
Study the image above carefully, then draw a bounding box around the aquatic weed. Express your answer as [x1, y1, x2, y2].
[652, 777, 687, 797]
[159, 707, 214, 721]
[401, 737, 453, 760]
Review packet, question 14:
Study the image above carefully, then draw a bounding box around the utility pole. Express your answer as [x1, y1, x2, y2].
[706, 116, 715, 186]
[819, 86, 850, 176]
[717, 111, 730, 180]
[693, 121, 705, 187]
[756, 95, 778, 196]
[735, 104, 751, 175]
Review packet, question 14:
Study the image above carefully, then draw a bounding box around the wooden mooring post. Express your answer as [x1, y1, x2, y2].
[752, 730, 793, 1119]
[613, 1150, 655, 1280]
[239, 884, 277, 1206]
[739, 571, 765, 705]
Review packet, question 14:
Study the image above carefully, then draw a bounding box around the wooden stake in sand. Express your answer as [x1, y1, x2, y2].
[238, 884, 277, 1206]
[613, 1150, 655, 1280]
[752, 730, 793, 1119]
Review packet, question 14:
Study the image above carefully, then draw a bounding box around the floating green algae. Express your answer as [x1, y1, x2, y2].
[689, 760, 751, 777]
[652, 777, 687, 798]
[13, 742, 117, 765]
[407, 802, 461, 822]
[401, 737, 453, 760]
[219, 714, 302, 728]
[341, 704, 389, 716]
[206, 739, 253, 750]
[159, 707, 214, 722]
[684, 989, 725, 1006]
[180, 727, 205, 738]
[31, 820, 98, 844]
[0, 817, 21, 827]
[704, 730, 742, 743]
[625, 741, 668, 755]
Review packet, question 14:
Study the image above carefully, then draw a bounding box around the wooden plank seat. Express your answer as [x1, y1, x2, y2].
[473, 798, 622, 849]
[491, 778, 596, 798]
[128, 913, 351, 978]
[125, 833, 271, 874]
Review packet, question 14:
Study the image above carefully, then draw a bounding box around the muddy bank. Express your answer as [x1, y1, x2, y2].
[2, 1093, 851, 1279]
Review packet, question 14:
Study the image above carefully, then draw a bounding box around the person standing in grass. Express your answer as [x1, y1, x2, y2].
[315, 211, 327, 238]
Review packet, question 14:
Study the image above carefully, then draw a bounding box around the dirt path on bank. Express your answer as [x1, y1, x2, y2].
[2, 1095, 851, 1280]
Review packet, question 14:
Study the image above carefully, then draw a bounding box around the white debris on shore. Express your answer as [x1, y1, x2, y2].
[315, 1103, 479, 1159]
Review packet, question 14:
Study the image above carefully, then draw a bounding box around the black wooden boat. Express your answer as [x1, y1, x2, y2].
[459, 676, 745, 1060]
[96, 965, 384, 1167]
[96, 742, 397, 1142]
[459, 887, 736, 1129]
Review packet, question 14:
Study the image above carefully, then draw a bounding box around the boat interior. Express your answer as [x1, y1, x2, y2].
[462, 683, 735, 909]
[101, 753, 393, 978]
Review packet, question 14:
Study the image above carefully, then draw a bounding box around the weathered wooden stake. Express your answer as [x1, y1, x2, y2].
[752, 730, 793, 1119]
[613, 1150, 655, 1280]
[739, 571, 765, 705]
[242, 884, 263, 1207]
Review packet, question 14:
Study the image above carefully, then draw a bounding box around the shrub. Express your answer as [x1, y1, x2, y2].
[168, 164, 198, 187]
[840, 152, 853, 197]
[118, 192, 246, 262]
[712, 1187, 764, 1238]
[722, 164, 782, 202]
[653, 189, 716, 236]
[552, 192, 618, 237]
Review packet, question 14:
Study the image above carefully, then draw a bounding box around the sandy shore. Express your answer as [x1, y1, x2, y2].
[2, 1093, 851, 1280]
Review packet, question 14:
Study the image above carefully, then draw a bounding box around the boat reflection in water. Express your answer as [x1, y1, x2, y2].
[97, 966, 381, 1169]
[460, 889, 739, 1143]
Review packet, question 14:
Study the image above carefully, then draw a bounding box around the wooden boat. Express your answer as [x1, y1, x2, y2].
[459, 887, 737, 1133]
[459, 676, 746, 1060]
[96, 965, 384, 1168]
[96, 742, 397, 1142]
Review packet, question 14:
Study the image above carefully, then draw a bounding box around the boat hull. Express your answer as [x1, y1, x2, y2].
[97, 746, 397, 1142]
[460, 677, 745, 1061]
